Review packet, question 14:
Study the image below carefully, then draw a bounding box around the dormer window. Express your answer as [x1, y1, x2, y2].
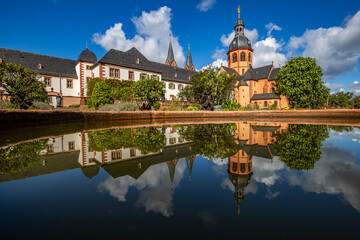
[38, 63, 42, 69]
[174, 72, 178, 77]
[136, 58, 140, 64]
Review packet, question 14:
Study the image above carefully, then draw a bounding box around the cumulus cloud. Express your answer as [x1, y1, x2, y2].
[252, 156, 285, 186]
[265, 23, 282, 37]
[98, 160, 186, 217]
[348, 81, 360, 95]
[253, 37, 287, 67]
[92, 6, 185, 66]
[196, 0, 216, 12]
[324, 82, 345, 94]
[288, 142, 360, 212]
[200, 59, 228, 71]
[288, 10, 360, 80]
[212, 47, 227, 60]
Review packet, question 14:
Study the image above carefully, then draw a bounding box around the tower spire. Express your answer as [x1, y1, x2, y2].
[238, 5, 240, 18]
[185, 42, 195, 71]
[165, 33, 177, 67]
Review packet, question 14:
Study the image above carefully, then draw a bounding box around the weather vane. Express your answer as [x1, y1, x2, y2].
[238, 5, 240, 17]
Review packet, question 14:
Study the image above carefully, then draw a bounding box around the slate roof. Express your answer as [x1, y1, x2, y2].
[98, 48, 195, 83]
[242, 145, 272, 159]
[0, 48, 78, 78]
[166, 40, 175, 64]
[78, 48, 97, 63]
[185, 45, 194, 69]
[269, 68, 280, 80]
[221, 66, 240, 76]
[244, 64, 273, 81]
[250, 93, 280, 100]
[251, 126, 280, 132]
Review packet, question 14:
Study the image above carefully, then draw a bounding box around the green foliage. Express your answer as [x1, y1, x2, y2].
[184, 67, 239, 110]
[274, 124, 329, 170]
[354, 95, 360, 109]
[328, 91, 354, 108]
[88, 127, 165, 154]
[222, 98, 240, 111]
[69, 104, 80, 108]
[153, 101, 161, 110]
[133, 77, 165, 110]
[214, 105, 223, 111]
[0, 139, 48, 174]
[105, 79, 134, 102]
[187, 103, 201, 111]
[30, 100, 53, 110]
[90, 81, 114, 108]
[0, 99, 11, 109]
[242, 104, 260, 111]
[178, 85, 194, 102]
[0, 62, 47, 109]
[98, 102, 138, 111]
[275, 57, 330, 109]
[179, 124, 240, 160]
[328, 125, 353, 132]
[86, 77, 102, 97]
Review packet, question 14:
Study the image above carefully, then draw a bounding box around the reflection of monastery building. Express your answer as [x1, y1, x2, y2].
[0, 37, 195, 106]
[219, 9, 289, 109]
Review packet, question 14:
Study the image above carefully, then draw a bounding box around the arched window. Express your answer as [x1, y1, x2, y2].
[240, 163, 246, 173]
[233, 53, 238, 63]
[263, 85, 268, 94]
[240, 52, 246, 61]
[242, 69, 245, 75]
[232, 162, 238, 172]
[248, 52, 251, 62]
[274, 101, 278, 106]
[264, 101, 268, 107]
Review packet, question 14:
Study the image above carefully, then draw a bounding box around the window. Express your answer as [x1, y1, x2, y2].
[47, 144, 53, 153]
[240, 52, 246, 61]
[178, 84, 183, 90]
[129, 71, 134, 80]
[169, 137, 176, 144]
[86, 77, 91, 83]
[169, 83, 175, 89]
[66, 79, 73, 88]
[110, 68, 120, 78]
[86, 65, 91, 70]
[232, 162, 237, 172]
[44, 77, 51, 87]
[240, 163, 246, 173]
[141, 73, 147, 79]
[130, 148, 136, 157]
[111, 150, 122, 160]
[68, 141, 75, 150]
[248, 52, 251, 62]
[47, 96, 52, 103]
[242, 69, 245, 75]
[264, 101, 268, 107]
[178, 137, 183, 143]
[232, 53, 237, 63]
[274, 101, 278, 106]
[152, 74, 157, 80]
[170, 95, 175, 100]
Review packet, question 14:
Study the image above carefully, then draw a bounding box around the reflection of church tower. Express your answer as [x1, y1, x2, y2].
[227, 6, 253, 75]
[165, 34, 178, 67]
[228, 149, 253, 215]
[185, 155, 196, 183]
[81, 165, 100, 182]
[166, 159, 178, 190]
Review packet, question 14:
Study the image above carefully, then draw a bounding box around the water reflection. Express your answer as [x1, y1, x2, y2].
[1, 122, 360, 219]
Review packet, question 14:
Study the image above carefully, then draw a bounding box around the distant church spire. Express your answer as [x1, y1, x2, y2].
[185, 42, 195, 71]
[186, 155, 196, 183]
[166, 160, 178, 191]
[165, 34, 178, 67]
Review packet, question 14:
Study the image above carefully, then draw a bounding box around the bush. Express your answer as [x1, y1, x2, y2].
[0, 100, 11, 109]
[222, 98, 240, 111]
[153, 101, 161, 110]
[69, 104, 80, 108]
[214, 105, 223, 111]
[187, 103, 201, 111]
[90, 81, 113, 108]
[98, 102, 138, 111]
[29, 101, 53, 110]
[243, 104, 259, 111]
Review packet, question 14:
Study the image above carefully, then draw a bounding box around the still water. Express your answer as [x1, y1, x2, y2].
[0, 121, 359, 239]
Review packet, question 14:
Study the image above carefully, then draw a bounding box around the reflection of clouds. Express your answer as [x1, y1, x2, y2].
[329, 130, 344, 140]
[288, 142, 360, 212]
[346, 128, 360, 143]
[212, 157, 228, 166]
[221, 178, 234, 191]
[197, 211, 217, 227]
[252, 156, 285, 186]
[221, 176, 257, 195]
[98, 160, 186, 217]
[265, 188, 280, 200]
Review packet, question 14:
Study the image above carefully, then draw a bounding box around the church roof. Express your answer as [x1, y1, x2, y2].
[251, 126, 281, 132]
[185, 45, 194, 69]
[81, 164, 100, 180]
[0, 47, 78, 78]
[221, 66, 240, 76]
[229, 35, 252, 51]
[244, 64, 274, 81]
[78, 48, 97, 63]
[250, 93, 281, 100]
[166, 39, 175, 65]
[269, 68, 280, 80]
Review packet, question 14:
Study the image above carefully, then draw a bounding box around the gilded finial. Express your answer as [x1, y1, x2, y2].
[169, 33, 172, 41]
[238, 5, 240, 17]
[86, 43, 88, 49]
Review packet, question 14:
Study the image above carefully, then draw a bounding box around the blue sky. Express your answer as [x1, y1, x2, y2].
[1, 0, 360, 93]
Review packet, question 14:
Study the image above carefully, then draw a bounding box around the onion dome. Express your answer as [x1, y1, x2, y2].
[78, 45, 97, 63]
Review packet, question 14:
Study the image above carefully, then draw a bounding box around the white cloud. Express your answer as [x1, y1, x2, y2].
[324, 82, 344, 94]
[288, 10, 360, 80]
[252, 156, 285, 186]
[348, 81, 360, 95]
[200, 59, 228, 71]
[92, 6, 185, 66]
[196, 0, 216, 12]
[220, 28, 259, 47]
[211, 47, 227, 60]
[98, 160, 186, 217]
[265, 23, 282, 37]
[253, 37, 287, 68]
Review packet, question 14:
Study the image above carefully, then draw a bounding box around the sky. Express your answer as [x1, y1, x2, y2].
[1, 0, 360, 93]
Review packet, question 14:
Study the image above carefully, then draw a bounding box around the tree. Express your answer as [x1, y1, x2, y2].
[0, 62, 47, 109]
[354, 95, 360, 109]
[273, 124, 329, 170]
[182, 66, 238, 110]
[133, 77, 165, 110]
[328, 91, 354, 108]
[105, 79, 134, 102]
[90, 81, 113, 108]
[86, 77, 102, 97]
[275, 57, 330, 109]
[179, 123, 240, 160]
[133, 127, 166, 154]
[179, 85, 194, 102]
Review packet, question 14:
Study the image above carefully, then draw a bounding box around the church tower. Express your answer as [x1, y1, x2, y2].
[184, 42, 195, 71]
[227, 6, 253, 75]
[165, 34, 178, 67]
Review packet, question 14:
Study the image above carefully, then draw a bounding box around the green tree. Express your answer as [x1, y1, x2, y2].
[179, 85, 194, 102]
[90, 81, 113, 108]
[86, 77, 102, 97]
[179, 123, 240, 160]
[133, 127, 166, 154]
[0, 139, 48, 174]
[275, 57, 330, 109]
[328, 91, 354, 108]
[273, 124, 329, 170]
[133, 77, 165, 110]
[0, 62, 47, 109]
[105, 79, 134, 102]
[354, 95, 360, 109]
[183, 67, 238, 110]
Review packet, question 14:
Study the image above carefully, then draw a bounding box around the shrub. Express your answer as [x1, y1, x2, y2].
[187, 103, 201, 111]
[29, 101, 53, 110]
[98, 102, 138, 111]
[153, 101, 161, 110]
[90, 81, 113, 108]
[243, 104, 259, 111]
[69, 104, 80, 108]
[222, 98, 240, 111]
[0, 100, 11, 109]
[214, 105, 223, 111]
